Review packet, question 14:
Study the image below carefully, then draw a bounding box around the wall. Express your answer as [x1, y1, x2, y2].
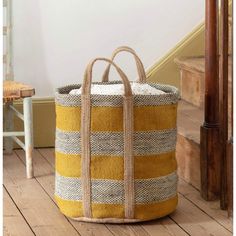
[12, 0, 204, 98]
[147, 24, 205, 88]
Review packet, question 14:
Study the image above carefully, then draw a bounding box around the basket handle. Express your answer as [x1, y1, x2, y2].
[82, 57, 133, 96]
[81, 58, 134, 218]
[102, 46, 147, 83]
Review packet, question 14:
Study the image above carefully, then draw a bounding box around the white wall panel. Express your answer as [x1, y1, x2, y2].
[12, 0, 204, 97]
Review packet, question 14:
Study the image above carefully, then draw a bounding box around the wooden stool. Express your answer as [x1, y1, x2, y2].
[3, 81, 35, 178]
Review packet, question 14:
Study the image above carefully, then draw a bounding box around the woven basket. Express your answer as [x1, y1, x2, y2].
[55, 47, 179, 223]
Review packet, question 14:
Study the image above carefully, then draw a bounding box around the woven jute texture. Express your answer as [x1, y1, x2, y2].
[3, 80, 35, 103]
[55, 47, 179, 223]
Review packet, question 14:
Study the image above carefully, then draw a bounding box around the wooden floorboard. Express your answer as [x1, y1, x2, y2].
[3, 187, 35, 236]
[140, 218, 189, 236]
[169, 194, 232, 236]
[3, 152, 81, 236]
[3, 148, 233, 236]
[15, 149, 114, 236]
[178, 178, 233, 232]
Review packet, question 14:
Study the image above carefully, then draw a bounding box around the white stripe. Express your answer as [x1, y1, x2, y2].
[55, 128, 177, 156]
[55, 172, 178, 204]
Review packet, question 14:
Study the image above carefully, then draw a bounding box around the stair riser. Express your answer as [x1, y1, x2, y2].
[180, 69, 232, 109]
[176, 123, 232, 191]
[176, 134, 201, 190]
[180, 70, 204, 108]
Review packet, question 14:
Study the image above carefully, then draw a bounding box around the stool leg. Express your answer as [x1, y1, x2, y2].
[23, 97, 34, 178]
[4, 101, 14, 154]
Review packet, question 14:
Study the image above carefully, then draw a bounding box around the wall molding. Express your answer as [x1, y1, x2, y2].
[4, 98, 56, 148]
[13, 97, 55, 105]
[146, 22, 205, 88]
[146, 0, 232, 87]
[146, 23, 205, 79]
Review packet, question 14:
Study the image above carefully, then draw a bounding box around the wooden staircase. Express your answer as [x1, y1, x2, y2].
[176, 100, 203, 190]
[174, 15, 232, 191]
[175, 57, 232, 190]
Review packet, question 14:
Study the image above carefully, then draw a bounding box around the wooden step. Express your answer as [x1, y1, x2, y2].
[175, 56, 232, 108]
[175, 56, 205, 108]
[176, 100, 203, 190]
[176, 99, 232, 190]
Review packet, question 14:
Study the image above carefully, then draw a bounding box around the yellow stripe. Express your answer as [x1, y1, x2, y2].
[134, 104, 177, 131]
[55, 195, 177, 220]
[91, 155, 124, 180]
[56, 152, 124, 179]
[91, 106, 123, 131]
[135, 195, 178, 220]
[56, 152, 81, 177]
[135, 152, 177, 179]
[56, 151, 176, 180]
[55, 195, 83, 218]
[92, 203, 124, 219]
[56, 105, 81, 131]
[56, 104, 177, 132]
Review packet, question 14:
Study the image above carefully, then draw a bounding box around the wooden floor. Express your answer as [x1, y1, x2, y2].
[3, 148, 233, 236]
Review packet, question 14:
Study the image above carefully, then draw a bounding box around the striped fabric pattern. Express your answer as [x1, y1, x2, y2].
[56, 128, 177, 156]
[55, 172, 178, 204]
[55, 81, 179, 222]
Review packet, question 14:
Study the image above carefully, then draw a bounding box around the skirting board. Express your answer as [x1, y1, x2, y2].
[3, 98, 55, 148]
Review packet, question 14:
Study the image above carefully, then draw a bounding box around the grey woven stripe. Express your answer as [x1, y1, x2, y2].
[55, 81, 179, 107]
[55, 173, 82, 200]
[135, 175, 178, 203]
[55, 172, 178, 204]
[56, 128, 177, 156]
[92, 179, 124, 204]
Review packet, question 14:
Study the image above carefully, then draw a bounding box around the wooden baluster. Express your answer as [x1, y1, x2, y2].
[200, 0, 221, 200]
[228, 52, 233, 217]
[227, 138, 233, 216]
[227, 3, 233, 217]
[219, 0, 229, 210]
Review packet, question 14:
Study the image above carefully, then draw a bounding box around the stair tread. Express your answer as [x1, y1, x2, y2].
[175, 56, 232, 79]
[178, 99, 232, 144]
[177, 100, 203, 144]
[175, 56, 205, 73]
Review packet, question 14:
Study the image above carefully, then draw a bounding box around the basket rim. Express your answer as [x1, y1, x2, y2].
[55, 81, 180, 99]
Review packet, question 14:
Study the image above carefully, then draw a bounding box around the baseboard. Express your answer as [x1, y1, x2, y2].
[4, 98, 56, 148]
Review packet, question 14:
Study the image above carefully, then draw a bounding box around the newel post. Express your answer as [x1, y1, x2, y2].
[200, 0, 221, 200]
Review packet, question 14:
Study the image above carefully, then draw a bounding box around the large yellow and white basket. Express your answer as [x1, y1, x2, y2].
[55, 47, 179, 223]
